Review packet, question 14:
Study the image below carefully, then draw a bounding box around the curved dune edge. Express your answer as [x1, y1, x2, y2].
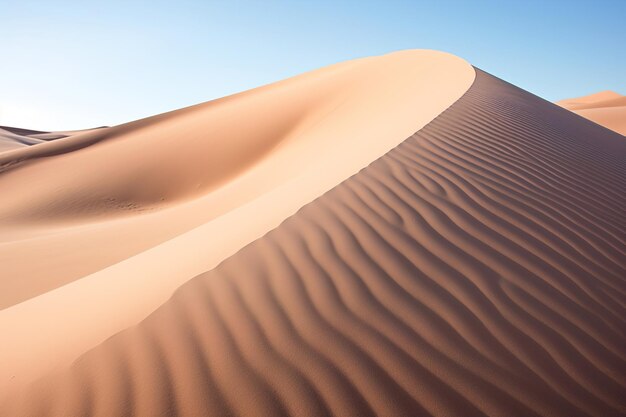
[3, 70, 625, 416]
[0, 50, 473, 309]
[0, 51, 475, 392]
[557, 91, 626, 136]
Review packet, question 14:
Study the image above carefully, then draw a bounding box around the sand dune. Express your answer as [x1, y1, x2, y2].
[0, 126, 64, 153]
[0, 126, 105, 153]
[1, 57, 625, 416]
[0, 129, 44, 152]
[0, 51, 472, 310]
[0, 52, 626, 417]
[0, 50, 474, 392]
[558, 91, 626, 135]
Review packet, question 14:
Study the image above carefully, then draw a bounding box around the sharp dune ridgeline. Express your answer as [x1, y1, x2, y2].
[0, 50, 625, 417]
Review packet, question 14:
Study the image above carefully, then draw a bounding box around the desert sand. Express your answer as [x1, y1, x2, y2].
[558, 90, 626, 135]
[1, 51, 625, 416]
[0, 50, 474, 393]
[0, 126, 106, 153]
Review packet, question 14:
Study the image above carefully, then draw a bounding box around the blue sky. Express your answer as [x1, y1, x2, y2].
[1, 0, 624, 130]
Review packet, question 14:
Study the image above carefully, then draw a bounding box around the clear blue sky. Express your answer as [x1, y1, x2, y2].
[1, 0, 624, 130]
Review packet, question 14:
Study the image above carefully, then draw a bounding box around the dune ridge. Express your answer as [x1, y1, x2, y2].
[3, 69, 624, 416]
[0, 50, 473, 310]
[0, 50, 475, 393]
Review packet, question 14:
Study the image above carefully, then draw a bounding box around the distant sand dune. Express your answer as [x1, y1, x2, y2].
[2, 69, 624, 416]
[0, 126, 105, 153]
[558, 91, 626, 135]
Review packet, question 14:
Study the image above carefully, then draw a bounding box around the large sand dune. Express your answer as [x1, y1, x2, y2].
[0, 50, 474, 393]
[1, 52, 625, 416]
[558, 91, 626, 135]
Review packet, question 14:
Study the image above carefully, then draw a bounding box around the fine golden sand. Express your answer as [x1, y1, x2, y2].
[1, 51, 624, 416]
[558, 90, 626, 136]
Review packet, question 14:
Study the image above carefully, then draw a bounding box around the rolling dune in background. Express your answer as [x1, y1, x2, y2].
[0, 126, 106, 153]
[558, 91, 626, 136]
[1, 65, 624, 416]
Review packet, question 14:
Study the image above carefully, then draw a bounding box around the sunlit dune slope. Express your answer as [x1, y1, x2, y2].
[0, 50, 473, 309]
[2, 68, 625, 416]
[558, 91, 626, 135]
[0, 50, 474, 392]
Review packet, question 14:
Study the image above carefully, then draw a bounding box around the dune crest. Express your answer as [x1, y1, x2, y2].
[0, 50, 474, 393]
[558, 90, 626, 135]
[3, 67, 625, 417]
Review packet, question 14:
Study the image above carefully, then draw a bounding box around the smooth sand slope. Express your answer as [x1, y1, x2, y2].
[558, 91, 626, 135]
[2, 64, 625, 416]
[0, 51, 474, 393]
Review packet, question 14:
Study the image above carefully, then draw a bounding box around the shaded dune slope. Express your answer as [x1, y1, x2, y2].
[4, 69, 626, 416]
